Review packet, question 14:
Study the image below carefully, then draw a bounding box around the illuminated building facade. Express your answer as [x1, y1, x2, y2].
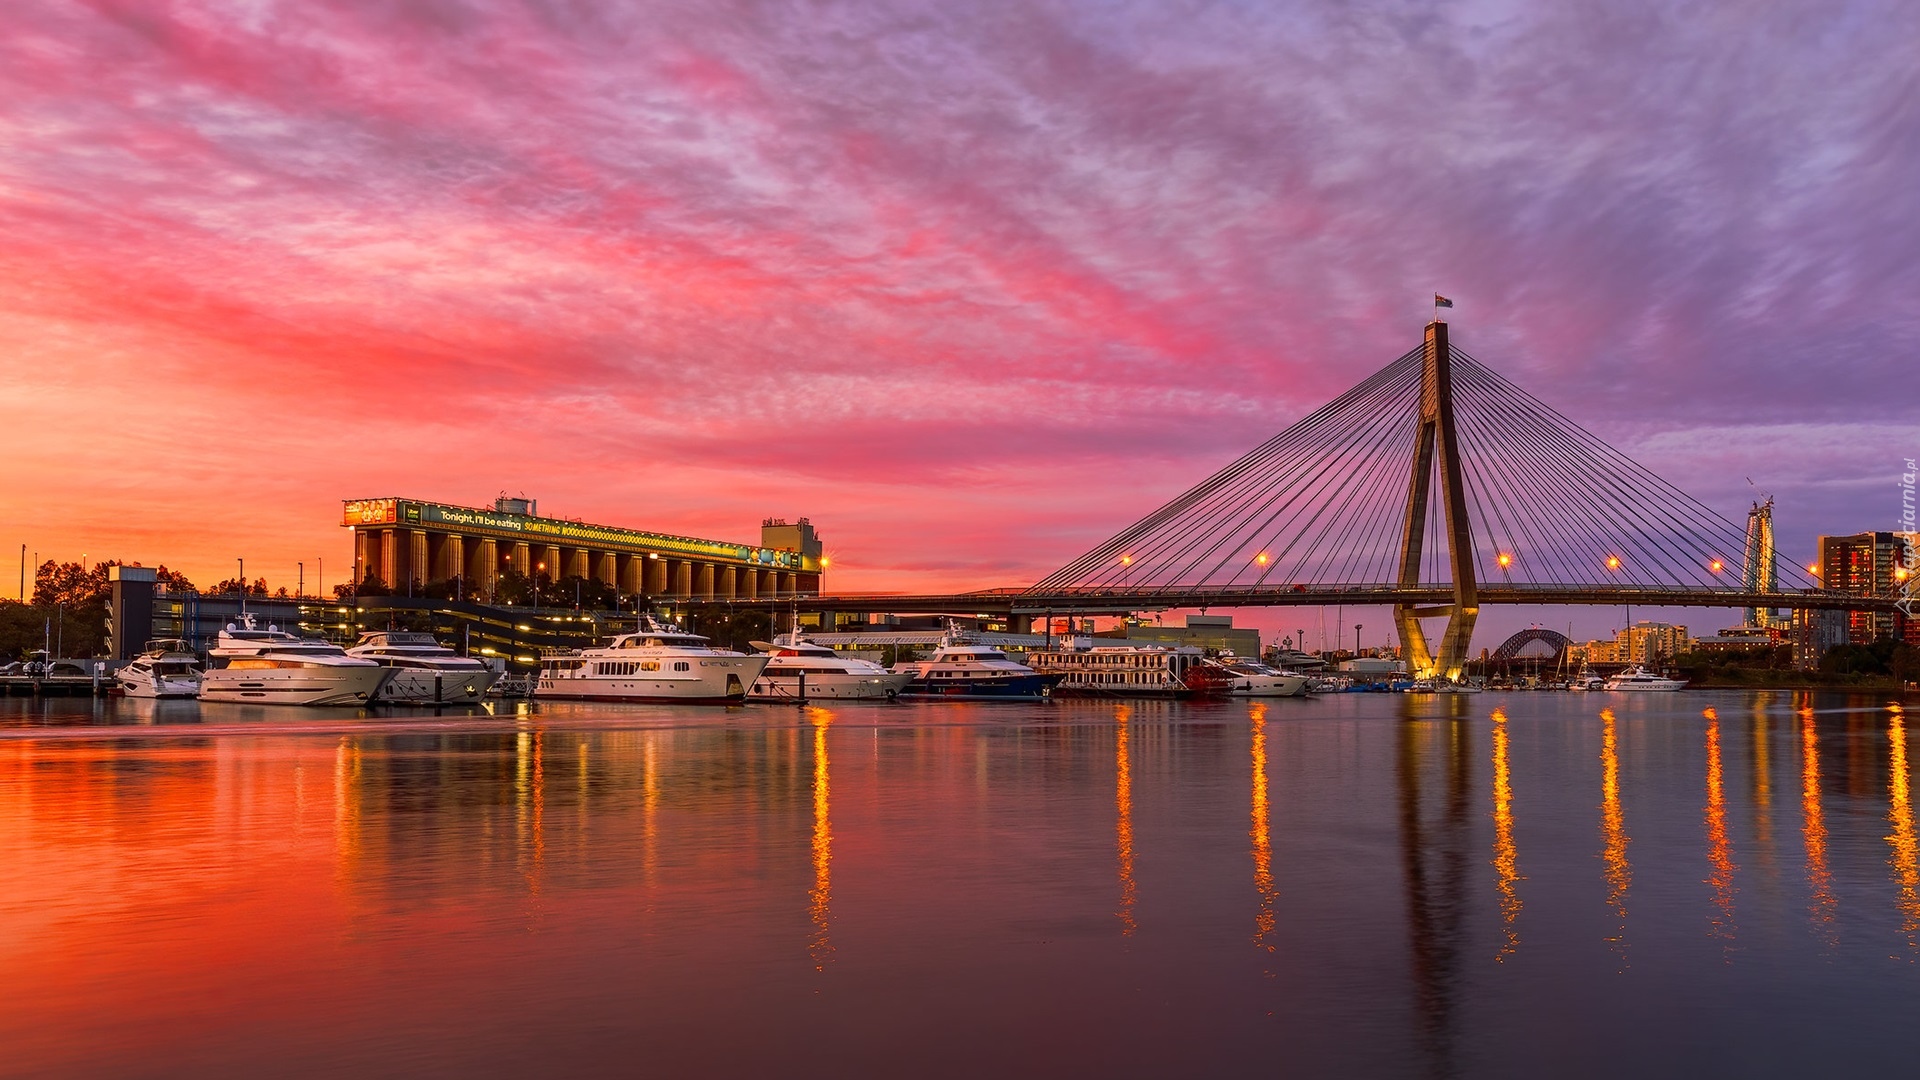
[342, 496, 824, 602]
[1818, 531, 1916, 645]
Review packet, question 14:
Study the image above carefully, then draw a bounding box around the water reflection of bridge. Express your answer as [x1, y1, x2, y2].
[295, 702, 1920, 977]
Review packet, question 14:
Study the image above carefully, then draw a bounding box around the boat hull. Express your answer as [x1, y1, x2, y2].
[537, 656, 768, 704]
[116, 674, 200, 699]
[376, 667, 500, 704]
[1229, 676, 1311, 698]
[198, 666, 394, 706]
[748, 672, 913, 702]
[898, 674, 1060, 700]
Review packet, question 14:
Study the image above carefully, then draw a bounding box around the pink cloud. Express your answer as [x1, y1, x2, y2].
[1, 0, 1913, 608]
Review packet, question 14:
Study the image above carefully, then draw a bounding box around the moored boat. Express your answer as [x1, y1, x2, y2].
[115, 639, 202, 699]
[1028, 645, 1213, 698]
[199, 616, 393, 706]
[536, 614, 767, 703]
[747, 631, 912, 701]
[1603, 665, 1687, 691]
[1215, 654, 1311, 698]
[893, 632, 1060, 700]
[346, 631, 499, 704]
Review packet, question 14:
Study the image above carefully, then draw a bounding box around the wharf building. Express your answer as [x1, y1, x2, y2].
[344, 496, 823, 602]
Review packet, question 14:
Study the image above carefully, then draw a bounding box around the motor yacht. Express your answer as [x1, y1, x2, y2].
[536, 614, 768, 703]
[1603, 665, 1687, 691]
[746, 631, 913, 701]
[892, 631, 1060, 700]
[199, 616, 394, 706]
[115, 639, 202, 699]
[346, 631, 499, 704]
[1214, 654, 1311, 698]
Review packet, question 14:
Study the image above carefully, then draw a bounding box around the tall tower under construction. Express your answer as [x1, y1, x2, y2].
[1742, 496, 1777, 627]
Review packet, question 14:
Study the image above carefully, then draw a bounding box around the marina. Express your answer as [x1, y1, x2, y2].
[4, 3, 1916, 1075]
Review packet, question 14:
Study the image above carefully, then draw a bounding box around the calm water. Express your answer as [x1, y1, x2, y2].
[3, 691, 1917, 1078]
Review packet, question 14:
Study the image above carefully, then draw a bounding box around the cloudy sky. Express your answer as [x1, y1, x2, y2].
[2, 0, 1913, 636]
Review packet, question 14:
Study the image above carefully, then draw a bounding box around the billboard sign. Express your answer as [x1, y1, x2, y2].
[342, 499, 397, 526]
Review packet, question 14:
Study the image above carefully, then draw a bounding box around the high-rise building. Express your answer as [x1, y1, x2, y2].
[1615, 621, 1690, 665]
[1817, 531, 1916, 645]
[1743, 496, 1781, 627]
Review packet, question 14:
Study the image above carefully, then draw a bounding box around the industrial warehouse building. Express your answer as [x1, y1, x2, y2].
[343, 496, 823, 602]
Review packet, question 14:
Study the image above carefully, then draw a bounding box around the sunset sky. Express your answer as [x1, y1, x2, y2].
[3, 1, 1913, 639]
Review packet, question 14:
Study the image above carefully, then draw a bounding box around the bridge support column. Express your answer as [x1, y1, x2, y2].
[1394, 320, 1479, 681]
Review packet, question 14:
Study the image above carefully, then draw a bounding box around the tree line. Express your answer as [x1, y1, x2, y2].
[1, 559, 275, 659]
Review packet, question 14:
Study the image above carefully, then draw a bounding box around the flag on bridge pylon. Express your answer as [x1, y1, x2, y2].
[1433, 294, 1454, 308]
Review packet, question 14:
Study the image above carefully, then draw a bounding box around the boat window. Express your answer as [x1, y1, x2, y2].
[641, 661, 660, 672]
[674, 662, 690, 672]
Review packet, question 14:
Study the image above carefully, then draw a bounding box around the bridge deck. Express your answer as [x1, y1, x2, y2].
[680, 585, 1899, 616]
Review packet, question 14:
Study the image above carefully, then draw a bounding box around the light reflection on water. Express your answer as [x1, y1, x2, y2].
[1600, 707, 1632, 966]
[1489, 707, 1520, 960]
[2, 692, 1918, 1077]
[1703, 708, 1737, 950]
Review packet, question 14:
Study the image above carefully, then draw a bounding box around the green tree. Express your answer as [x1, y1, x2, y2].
[32, 560, 110, 608]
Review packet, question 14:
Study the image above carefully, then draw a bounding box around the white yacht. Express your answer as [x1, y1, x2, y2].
[536, 614, 768, 703]
[116, 639, 202, 699]
[1603, 665, 1687, 692]
[892, 631, 1061, 700]
[746, 631, 913, 701]
[347, 631, 499, 704]
[199, 616, 394, 706]
[1214, 655, 1311, 698]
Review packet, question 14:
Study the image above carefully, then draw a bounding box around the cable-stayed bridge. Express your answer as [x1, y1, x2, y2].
[692, 322, 1902, 678]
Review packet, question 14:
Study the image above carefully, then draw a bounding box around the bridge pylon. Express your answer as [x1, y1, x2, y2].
[1394, 321, 1478, 680]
